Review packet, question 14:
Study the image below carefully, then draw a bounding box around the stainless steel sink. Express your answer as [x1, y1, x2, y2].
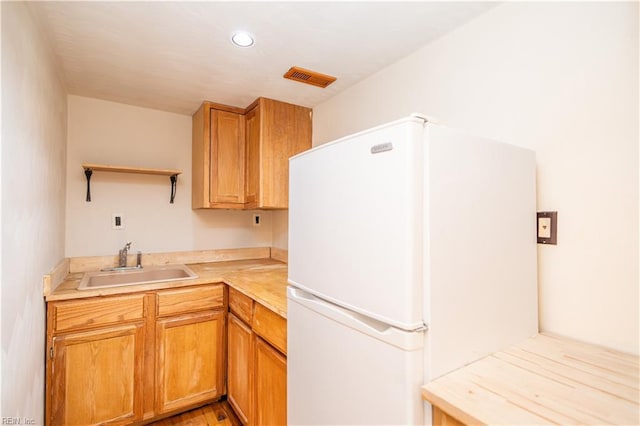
[78, 264, 198, 290]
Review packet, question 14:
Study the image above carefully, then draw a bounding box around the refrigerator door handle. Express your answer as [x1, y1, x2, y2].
[287, 287, 424, 351]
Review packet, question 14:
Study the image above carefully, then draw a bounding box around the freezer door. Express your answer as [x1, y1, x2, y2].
[287, 287, 424, 425]
[288, 116, 425, 331]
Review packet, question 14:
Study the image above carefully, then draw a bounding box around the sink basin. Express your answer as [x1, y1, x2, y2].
[78, 264, 198, 290]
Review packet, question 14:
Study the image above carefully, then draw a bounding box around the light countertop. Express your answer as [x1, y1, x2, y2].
[422, 332, 639, 425]
[223, 269, 288, 318]
[47, 258, 289, 319]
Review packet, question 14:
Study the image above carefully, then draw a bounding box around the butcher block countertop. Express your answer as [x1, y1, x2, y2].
[223, 269, 288, 318]
[421, 333, 640, 425]
[46, 258, 289, 320]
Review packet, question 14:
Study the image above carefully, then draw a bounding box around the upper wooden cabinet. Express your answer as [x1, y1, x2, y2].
[192, 102, 247, 209]
[192, 98, 311, 210]
[245, 98, 312, 209]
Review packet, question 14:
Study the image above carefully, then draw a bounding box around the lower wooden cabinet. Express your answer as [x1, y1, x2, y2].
[47, 282, 287, 425]
[227, 288, 287, 426]
[156, 310, 225, 415]
[432, 406, 466, 426]
[254, 336, 287, 426]
[46, 284, 225, 425]
[227, 313, 254, 424]
[50, 323, 145, 425]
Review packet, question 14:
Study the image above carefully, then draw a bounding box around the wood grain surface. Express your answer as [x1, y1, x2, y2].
[223, 269, 288, 319]
[48, 257, 284, 302]
[149, 401, 240, 426]
[82, 163, 182, 176]
[422, 333, 640, 425]
[67, 247, 271, 274]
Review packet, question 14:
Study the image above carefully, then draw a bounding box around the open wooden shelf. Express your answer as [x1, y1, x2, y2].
[81, 163, 183, 203]
[81, 163, 182, 177]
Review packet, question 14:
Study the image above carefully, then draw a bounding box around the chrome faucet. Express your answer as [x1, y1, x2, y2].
[100, 242, 142, 272]
[118, 242, 132, 267]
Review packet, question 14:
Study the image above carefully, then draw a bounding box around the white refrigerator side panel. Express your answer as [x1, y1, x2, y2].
[287, 292, 424, 426]
[424, 124, 538, 380]
[289, 117, 424, 330]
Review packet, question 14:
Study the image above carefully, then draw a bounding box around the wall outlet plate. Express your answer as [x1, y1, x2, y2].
[537, 211, 557, 244]
[112, 213, 125, 230]
[253, 214, 262, 227]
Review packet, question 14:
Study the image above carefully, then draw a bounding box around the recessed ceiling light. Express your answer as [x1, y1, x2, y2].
[231, 31, 254, 48]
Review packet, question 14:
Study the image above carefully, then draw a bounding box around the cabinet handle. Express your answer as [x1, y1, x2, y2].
[49, 347, 54, 359]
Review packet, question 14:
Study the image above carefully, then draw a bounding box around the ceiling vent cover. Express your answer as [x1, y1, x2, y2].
[283, 66, 336, 88]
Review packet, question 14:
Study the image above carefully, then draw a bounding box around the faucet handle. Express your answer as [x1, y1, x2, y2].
[118, 242, 132, 268]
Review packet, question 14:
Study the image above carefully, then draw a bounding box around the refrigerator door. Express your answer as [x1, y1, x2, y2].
[289, 116, 425, 331]
[287, 287, 424, 426]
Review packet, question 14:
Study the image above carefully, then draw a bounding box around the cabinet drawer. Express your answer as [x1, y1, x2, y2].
[229, 287, 253, 325]
[156, 284, 224, 317]
[253, 303, 287, 355]
[52, 294, 145, 332]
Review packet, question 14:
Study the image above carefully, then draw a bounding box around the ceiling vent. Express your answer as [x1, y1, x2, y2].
[283, 66, 336, 88]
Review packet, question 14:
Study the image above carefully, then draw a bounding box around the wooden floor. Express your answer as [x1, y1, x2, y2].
[149, 401, 241, 426]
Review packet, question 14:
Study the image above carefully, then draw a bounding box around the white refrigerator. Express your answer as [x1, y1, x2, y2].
[287, 115, 538, 425]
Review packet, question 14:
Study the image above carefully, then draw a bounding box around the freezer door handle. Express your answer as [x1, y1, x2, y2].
[287, 286, 424, 351]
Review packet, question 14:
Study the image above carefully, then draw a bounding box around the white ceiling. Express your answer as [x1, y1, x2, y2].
[29, 1, 497, 116]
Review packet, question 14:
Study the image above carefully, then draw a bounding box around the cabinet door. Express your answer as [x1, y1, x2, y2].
[156, 310, 224, 415]
[50, 323, 144, 425]
[228, 313, 253, 424]
[210, 109, 246, 205]
[258, 98, 311, 209]
[244, 106, 260, 208]
[254, 337, 287, 426]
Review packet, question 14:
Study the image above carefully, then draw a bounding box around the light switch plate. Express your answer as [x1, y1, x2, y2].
[537, 211, 557, 244]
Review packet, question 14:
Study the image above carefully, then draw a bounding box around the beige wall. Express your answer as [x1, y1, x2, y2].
[1, 2, 68, 420]
[311, 2, 638, 354]
[272, 211, 288, 250]
[66, 96, 272, 257]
